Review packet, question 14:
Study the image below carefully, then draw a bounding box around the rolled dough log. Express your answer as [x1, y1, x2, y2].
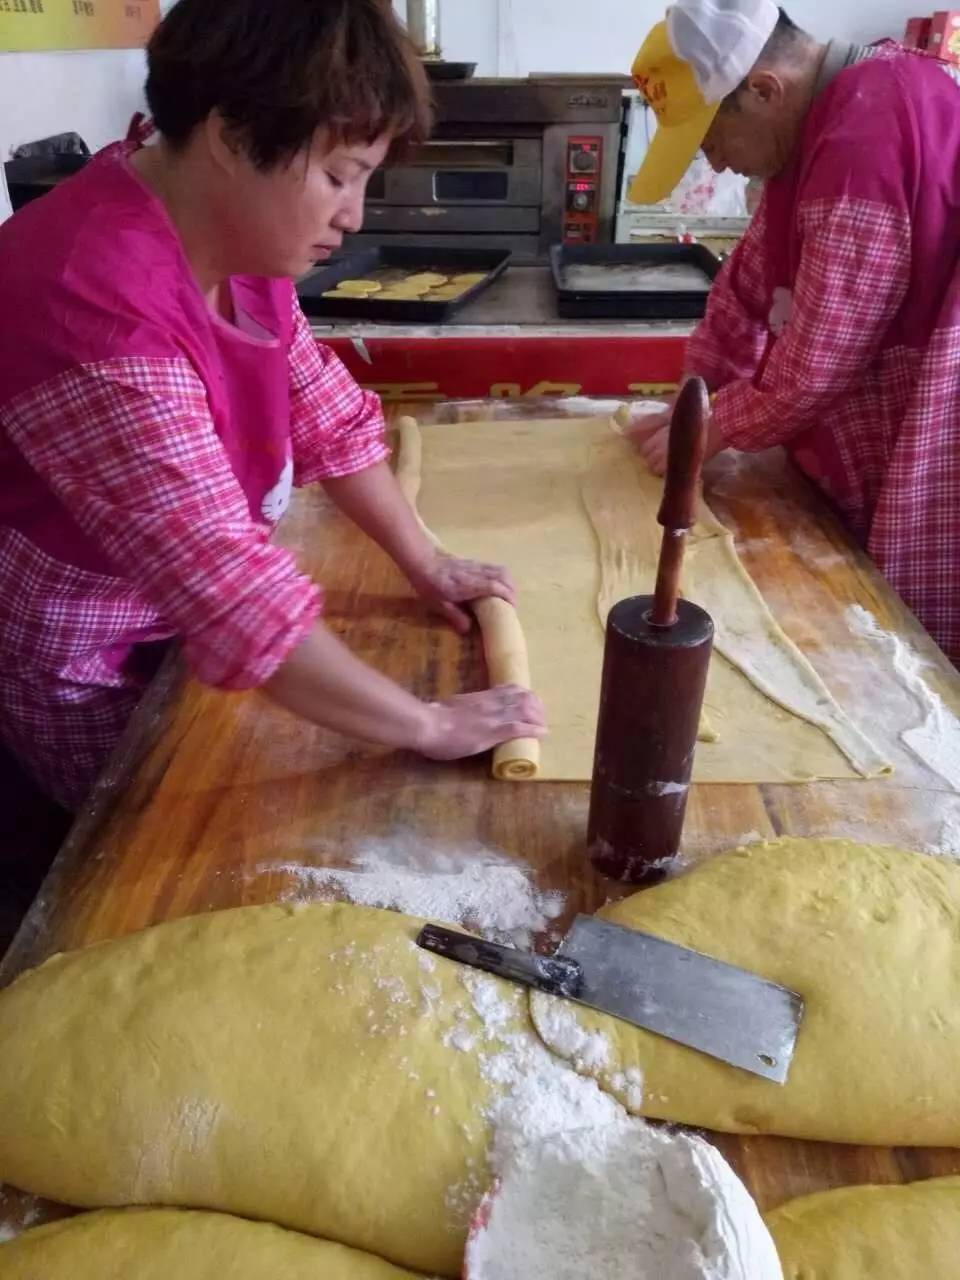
[0, 902, 536, 1277]
[474, 597, 540, 779]
[765, 1177, 960, 1278]
[531, 838, 960, 1147]
[396, 416, 539, 780]
[0, 1208, 419, 1279]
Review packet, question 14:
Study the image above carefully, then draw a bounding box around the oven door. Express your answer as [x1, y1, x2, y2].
[365, 138, 541, 215]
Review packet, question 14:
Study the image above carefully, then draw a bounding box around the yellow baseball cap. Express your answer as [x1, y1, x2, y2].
[629, 21, 720, 206]
[629, 0, 779, 206]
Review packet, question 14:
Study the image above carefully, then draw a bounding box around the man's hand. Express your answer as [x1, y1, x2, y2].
[628, 404, 674, 477]
[407, 549, 516, 635]
[626, 397, 727, 477]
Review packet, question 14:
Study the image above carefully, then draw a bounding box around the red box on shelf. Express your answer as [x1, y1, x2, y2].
[928, 10, 960, 62]
[903, 15, 932, 47]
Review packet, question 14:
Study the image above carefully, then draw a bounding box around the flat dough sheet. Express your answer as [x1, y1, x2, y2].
[413, 415, 888, 783]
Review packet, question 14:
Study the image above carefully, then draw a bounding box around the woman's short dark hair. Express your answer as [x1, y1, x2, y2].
[145, 0, 432, 169]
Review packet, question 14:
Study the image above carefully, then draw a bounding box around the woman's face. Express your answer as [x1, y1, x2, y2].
[214, 129, 391, 279]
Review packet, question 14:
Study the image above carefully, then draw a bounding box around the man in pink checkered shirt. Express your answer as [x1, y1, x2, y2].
[0, 0, 545, 811]
[630, 0, 960, 668]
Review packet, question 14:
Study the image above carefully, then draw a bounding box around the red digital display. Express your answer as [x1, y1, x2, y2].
[572, 182, 592, 191]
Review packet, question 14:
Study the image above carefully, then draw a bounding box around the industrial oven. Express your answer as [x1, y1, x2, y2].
[352, 76, 628, 263]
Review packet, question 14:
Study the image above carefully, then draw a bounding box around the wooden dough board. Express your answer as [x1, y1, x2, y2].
[2, 399, 960, 1239]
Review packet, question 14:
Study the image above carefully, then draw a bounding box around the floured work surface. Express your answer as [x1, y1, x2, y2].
[414, 415, 889, 783]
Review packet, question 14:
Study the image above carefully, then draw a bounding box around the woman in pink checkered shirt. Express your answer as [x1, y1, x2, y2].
[0, 0, 546, 810]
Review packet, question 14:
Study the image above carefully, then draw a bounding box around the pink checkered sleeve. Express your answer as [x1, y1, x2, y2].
[686, 197, 772, 390]
[288, 299, 390, 485]
[4, 357, 320, 691]
[714, 197, 911, 452]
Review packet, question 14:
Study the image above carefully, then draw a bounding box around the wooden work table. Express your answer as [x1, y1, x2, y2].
[3, 397, 960, 1237]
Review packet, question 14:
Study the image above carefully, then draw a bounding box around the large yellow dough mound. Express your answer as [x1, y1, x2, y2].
[0, 1208, 420, 1279]
[766, 1176, 960, 1278]
[0, 902, 536, 1277]
[532, 838, 960, 1147]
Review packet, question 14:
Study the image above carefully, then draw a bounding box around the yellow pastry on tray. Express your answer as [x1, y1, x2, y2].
[428, 285, 469, 300]
[450, 273, 486, 286]
[335, 279, 382, 294]
[403, 272, 447, 287]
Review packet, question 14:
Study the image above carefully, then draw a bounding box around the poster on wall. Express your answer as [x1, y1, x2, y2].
[0, 0, 159, 52]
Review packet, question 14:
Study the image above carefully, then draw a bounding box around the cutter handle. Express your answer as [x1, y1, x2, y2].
[651, 377, 710, 628]
[416, 924, 582, 998]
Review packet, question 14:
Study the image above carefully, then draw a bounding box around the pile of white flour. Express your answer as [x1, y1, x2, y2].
[447, 969, 781, 1280]
[465, 1122, 783, 1280]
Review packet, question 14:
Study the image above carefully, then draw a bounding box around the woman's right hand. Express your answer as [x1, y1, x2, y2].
[415, 684, 547, 761]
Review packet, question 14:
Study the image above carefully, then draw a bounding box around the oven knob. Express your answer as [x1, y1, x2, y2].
[572, 148, 598, 173]
[572, 191, 590, 211]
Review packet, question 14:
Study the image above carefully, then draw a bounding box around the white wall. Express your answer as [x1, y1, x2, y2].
[0, 0, 176, 159]
[409, 0, 915, 76]
[0, 0, 917, 160]
[0, 50, 146, 158]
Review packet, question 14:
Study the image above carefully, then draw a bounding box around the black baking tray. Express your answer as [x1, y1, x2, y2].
[550, 243, 721, 319]
[297, 247, 512, 323]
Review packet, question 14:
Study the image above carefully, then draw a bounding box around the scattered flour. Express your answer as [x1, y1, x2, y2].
[0, 1187, 42, 1242]
[530, 993, 612, 1073]
[924, 811, 960, 861]
[253, 836, 565, 947]
[608, 1067, 646, 1113]
[846, 605, 960, 791]
[452, 972, 780, 1280]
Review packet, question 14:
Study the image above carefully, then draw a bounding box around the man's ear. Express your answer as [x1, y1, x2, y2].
[743, 69, 785, 108]
[204, 110, 245, 177]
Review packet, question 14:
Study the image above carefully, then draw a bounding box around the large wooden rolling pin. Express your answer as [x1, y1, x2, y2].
[395, 416, 539, 780]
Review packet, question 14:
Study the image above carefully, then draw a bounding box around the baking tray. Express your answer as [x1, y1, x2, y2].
[550, 243, 721, 319]
[297, 247, 512, 323]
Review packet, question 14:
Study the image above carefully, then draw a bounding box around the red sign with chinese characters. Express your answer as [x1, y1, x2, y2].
[317, 334, 687, 404]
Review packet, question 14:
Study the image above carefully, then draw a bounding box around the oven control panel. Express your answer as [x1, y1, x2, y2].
[563, 136, 603, 243]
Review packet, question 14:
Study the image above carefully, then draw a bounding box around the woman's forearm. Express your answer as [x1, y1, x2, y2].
[263, 620, 430, 749]
[323, 461, 433, 579]
[262, 620, 548, 762]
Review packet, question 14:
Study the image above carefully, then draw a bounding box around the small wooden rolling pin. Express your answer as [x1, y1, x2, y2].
[587, 379, 715, 882]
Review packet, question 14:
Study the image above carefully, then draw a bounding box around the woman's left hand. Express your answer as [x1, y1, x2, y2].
[408, 550, 516, 634]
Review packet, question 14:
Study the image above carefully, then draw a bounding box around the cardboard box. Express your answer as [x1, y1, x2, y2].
[928, 10, 960, 63]
[903, 15, 932, 47]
